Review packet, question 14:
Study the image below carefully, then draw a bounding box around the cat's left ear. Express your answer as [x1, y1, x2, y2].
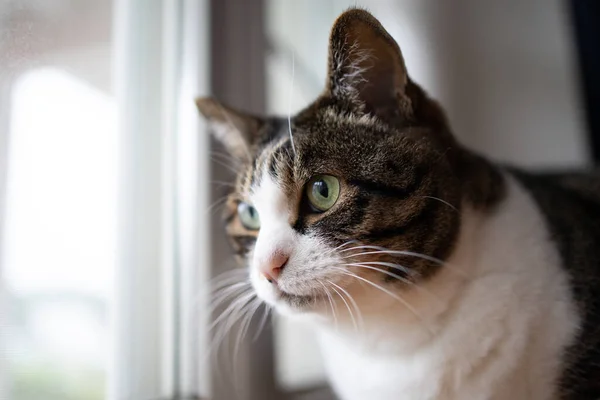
[326, 9, 413, 122]
[196, 97, 263, 160]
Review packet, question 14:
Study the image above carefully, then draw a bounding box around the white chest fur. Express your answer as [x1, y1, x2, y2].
[316, 176, 579, 400]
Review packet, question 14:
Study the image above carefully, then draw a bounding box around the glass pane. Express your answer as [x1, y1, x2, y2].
[0, 3, 115, 400]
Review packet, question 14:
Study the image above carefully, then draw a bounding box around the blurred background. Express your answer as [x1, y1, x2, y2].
[0, 1, 597, 399]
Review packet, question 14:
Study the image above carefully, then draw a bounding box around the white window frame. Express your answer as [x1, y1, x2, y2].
[111, 0, 209, 398]
[0, 73, 12, 400]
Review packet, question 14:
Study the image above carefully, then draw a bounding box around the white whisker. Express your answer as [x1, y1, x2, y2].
[343, 263, 413, 282]
[211, 180, 237, 188]
[189, 271, 249, 325]
[204, 195, 230, 216]
[224, 296, 260, 394]
[339, 246, 445, 265]
[209, 275, 248, 292]
[339, 246, 444, 264]
[332, 267, 434, 336]
[208, 272, 249, 293]
[209, 282, 252, 315]
[208, 291, 256, 332]
[328, 279, 363, 330]
[210, 155, 241, 175]
[209, 271, 248, 288]
[210, 150, 242, 167]
[317, 280, 339, 329]
[342, 263, 444, 306]
[252, 304, 272, 341]
[342, 248, 468, 278]
[327, 280, 358, 332]
[322, 240, 357, 257]
[234, 298, 263, 359]
[346, 260, 412, 275]
[205, 290, 256, 383]
[242, 299, 263, 344]
[419, 195, 459, 212]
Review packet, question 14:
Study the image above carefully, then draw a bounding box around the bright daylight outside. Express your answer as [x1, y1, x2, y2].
[1, 1, 116, 399]
[3, 68, 117, 400]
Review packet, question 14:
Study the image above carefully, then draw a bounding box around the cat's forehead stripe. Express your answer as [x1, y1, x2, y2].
[249, 136, 293, 194]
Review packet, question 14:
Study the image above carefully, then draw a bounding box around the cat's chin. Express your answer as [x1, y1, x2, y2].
[251, 272, 328, 315]
[256, 285, 328, 317]
[278, 290, 323, 309]
[273, 294, 329, 320]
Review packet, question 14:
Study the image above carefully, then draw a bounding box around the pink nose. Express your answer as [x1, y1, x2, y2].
[262, 252, 289, 283]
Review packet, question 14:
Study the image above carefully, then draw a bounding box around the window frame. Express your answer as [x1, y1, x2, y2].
[207, 0, 279, 399]
[0, 72, 12, 400]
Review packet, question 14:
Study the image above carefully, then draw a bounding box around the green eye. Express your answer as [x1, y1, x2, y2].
[238, 202, 260, 230]
[306, 175, 340, 212]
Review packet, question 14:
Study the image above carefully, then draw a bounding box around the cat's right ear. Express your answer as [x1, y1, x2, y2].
[325, 9, 412, 123]
[195, 97, 263, 160]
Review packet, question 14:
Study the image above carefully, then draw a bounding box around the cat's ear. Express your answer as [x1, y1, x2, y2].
[326, 9, 412, 122]
[195, 97, 263, 160]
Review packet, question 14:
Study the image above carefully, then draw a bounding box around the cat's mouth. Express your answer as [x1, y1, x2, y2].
[276, 287, 324, 309]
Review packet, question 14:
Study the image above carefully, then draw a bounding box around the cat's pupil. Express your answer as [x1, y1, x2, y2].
[315, 180, 329, 198]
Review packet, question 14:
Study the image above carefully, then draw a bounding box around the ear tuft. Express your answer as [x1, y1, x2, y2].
[195, 97, 263, 160]
[326, 9, 412, 122]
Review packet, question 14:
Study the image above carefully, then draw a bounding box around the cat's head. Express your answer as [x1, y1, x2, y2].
[197, 9, 501, 323]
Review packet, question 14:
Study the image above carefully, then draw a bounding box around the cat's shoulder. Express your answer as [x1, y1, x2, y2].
[509, 167, 600, 207]
[507, 167, 600, 398]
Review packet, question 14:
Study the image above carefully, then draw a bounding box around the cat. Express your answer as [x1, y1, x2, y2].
[197, 8, 600, 400]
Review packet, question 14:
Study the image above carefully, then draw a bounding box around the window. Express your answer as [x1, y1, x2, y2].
[3, 68, 117, 400]
[0, 1, 210, 399]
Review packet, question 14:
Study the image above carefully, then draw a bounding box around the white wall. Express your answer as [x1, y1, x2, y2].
[426, 0, 588, 168]
[268, 0, 588, 168]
